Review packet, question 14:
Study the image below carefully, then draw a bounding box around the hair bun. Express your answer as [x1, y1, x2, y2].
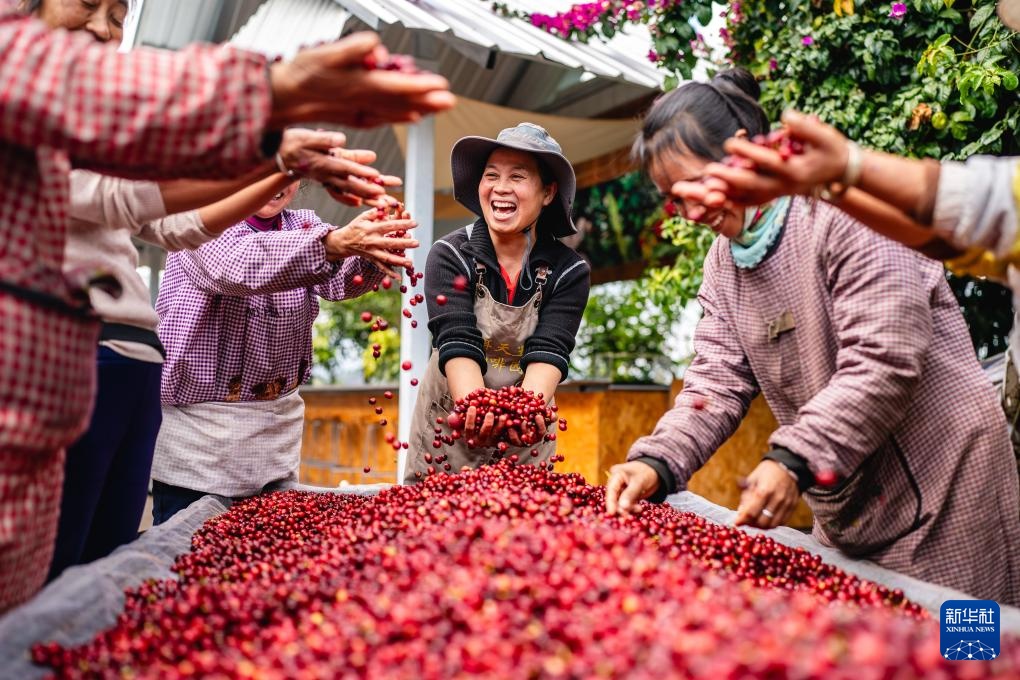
[711, 68, 761, 102]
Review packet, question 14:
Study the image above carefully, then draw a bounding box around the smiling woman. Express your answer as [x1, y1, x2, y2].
[26, 0, 128, 40]
[604, 68, 1020, 606]
[404, 123, 591, 483]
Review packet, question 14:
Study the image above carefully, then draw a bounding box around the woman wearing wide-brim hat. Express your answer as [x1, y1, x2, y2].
[405, 123, 591, 483]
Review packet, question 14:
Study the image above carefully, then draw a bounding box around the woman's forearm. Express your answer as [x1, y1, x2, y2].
[196, 174, 295, 235]
[855, 151, 941, 225]
[520, 363, 562, 404]
[445, 357, 486, 402]
[835, 188, 946, 251]
[158, 162, 276, 215]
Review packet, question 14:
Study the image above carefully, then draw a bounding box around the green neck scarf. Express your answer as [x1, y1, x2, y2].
[730, 197, 791, 269]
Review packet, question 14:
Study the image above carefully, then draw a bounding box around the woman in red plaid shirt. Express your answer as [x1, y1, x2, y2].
[0, 0, 453, 612]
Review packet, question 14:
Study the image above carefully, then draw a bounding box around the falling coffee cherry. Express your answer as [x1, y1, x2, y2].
[453, 275, 468, 292]
[361, 311, 373, 323]
[691, 395, 707, 410]
[368, 397, 377, 405]
[411, 320, 418, 329]
[363, 466, 371, 474]
[375, 407, 384, 415]
[815, 470, 838, 487]
[381, 278, 392, 290]
[435, 294, 448, 306]
[384, 391, 394, 400]
[352, 274, 364, 286]
[402, 360, 413, 371]
[410, 378, 419, 387]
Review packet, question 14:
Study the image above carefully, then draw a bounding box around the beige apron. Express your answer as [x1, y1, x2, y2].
[405, 248, 557, 484]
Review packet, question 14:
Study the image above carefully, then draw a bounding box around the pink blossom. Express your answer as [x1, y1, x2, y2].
[647, 49, 658, 63]
[769, 58, 778, 71]
[889, 2, 907, 19]
[719, 27, 734, 49]
[802, 35, 814, 46]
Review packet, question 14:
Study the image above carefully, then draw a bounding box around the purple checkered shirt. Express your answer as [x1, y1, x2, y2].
[156, 209, 383, 405]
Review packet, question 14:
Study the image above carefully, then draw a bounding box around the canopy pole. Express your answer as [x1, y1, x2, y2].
[397, 114, 435, 484]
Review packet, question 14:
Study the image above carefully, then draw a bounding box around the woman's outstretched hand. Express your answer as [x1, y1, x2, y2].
[324, 208, 418, 278]
[692, 110, 853, 207]
[277, 128, 402, 207]
[604, 462, 661, 517]
[269, 32, 456, 128]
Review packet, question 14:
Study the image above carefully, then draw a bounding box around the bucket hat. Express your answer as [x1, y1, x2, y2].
[1000, 0, 1020, 31]
[451, 123, 577, 237]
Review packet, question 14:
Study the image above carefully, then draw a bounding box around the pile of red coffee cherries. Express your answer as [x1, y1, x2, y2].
[32, 462, 1020, 679]
[437, 386, 564, 451]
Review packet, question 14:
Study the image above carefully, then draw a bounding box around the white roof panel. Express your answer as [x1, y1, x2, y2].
[229, 0, 665, 89]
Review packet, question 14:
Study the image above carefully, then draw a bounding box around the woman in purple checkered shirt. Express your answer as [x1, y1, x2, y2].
[604, 69, 1020, 605]
[150, 185, 417, 523]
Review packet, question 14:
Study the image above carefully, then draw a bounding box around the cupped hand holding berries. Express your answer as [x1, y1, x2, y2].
[324, 208, 418, 278]
[462, 405, 546, 448]
[605, 461, 661, 516]
[696, 110, 854, 207]
[733, 459, 801, 530]
[269, 32, 456, 128]
[463, 406, 511, 447]
[277, 129, 402, 207]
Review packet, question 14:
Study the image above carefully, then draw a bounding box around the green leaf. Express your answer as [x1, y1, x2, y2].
[959, 122, 1005, 156]
[695, 6, 713, 26]
[1003, 71, 1019, 91]
[970, 4, 995, 31]
[932, 33, 952, 49]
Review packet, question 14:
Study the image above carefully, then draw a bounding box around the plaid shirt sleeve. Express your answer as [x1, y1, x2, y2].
[0, 6, 272, 178]
[313, 256, 385, 301]
[627, 243, 761, 491]
[768, 212, 934, 477]
[175, 222, 339, 297]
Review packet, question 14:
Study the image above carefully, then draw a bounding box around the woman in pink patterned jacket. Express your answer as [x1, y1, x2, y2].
[604, 69, 1020, 606]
